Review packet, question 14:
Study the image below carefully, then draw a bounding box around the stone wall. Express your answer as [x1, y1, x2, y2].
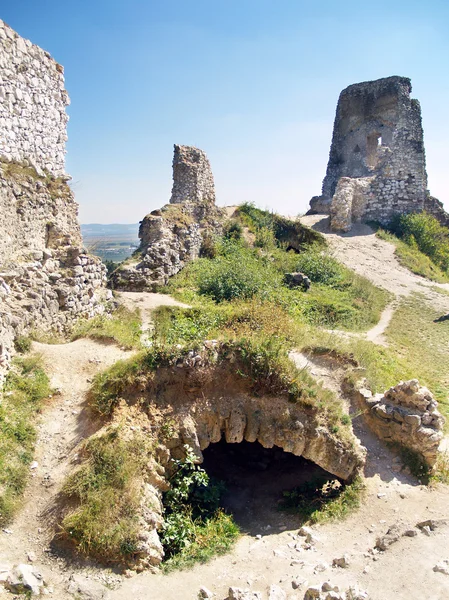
[349, 379, 444, 467]
[111, 145, 225, 291]
[0, 25, 106, 385]
[0, 20, 68, 177]
[308, 76, 449, 231]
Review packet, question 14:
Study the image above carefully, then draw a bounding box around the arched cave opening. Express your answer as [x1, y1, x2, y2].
[201, 439, 340, 533]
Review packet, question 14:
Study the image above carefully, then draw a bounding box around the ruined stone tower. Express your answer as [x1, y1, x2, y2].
[308, 76, 446, 231]
[111, 144, 224, 291]
[170, 144, 216, 205]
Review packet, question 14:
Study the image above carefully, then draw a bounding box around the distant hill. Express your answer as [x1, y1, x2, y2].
[81, 223, 139, 263]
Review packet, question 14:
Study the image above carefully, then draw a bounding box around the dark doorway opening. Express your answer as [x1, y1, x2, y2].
[201, 439, 336, 534]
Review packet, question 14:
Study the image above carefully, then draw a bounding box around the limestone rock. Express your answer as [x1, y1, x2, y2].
[5, 563, 45, 596]
[228, 587, 262, 600]
[268, 585, 287, 600]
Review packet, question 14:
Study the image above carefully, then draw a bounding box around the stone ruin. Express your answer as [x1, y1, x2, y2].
[309, 76, 449, 231]
[111, 144, 225, 291]
[0, 21, 106, 383]
[350, 379, 445, 467]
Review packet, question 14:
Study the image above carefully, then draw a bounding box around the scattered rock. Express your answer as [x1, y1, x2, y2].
[403, 529, 418, 538]
[332, 555, 350, 568]
[433, 561, 449, 576]
[375, 525, 401, 551]
[199, 586, 214, 598]
[5, 564, 45, 596]
[304, 586, 322, 600]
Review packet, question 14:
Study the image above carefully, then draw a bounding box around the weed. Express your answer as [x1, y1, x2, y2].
[0, 356, 51, 525]
[61, 427, 152, 562]
[14, 335, 32, 354]
[71, 305, 142, 349]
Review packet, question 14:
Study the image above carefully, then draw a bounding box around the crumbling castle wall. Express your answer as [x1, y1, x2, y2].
[309, 76, 448, 231]
[0, 25, 106, 384]
[111, 145, 224, 291]
[0, 20, 68, 177]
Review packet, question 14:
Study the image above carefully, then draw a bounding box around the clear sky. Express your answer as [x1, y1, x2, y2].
[2, 1, 449, 223]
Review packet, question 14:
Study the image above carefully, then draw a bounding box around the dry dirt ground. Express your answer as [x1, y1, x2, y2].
[1, 227, 449, 600]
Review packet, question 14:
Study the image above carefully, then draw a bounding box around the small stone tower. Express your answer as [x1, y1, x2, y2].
[308, 76, 438, 231]
[170, 144, 216, 205]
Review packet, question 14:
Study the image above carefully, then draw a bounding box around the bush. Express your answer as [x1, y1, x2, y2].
[14, 335, 32, 354]
[223, 220, 243, 241]
[389, 212, 449, 272]
[295, 248, 345, 287]
[197, 246, 279, 302]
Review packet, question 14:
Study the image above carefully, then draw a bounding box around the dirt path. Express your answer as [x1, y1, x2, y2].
[300, 215, 449, 308]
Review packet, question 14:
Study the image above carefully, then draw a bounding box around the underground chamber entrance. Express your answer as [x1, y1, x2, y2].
[200, 439, 341, 533]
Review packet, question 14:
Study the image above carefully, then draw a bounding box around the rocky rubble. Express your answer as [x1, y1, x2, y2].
[111, 145, 225, 291]
[348, 379, 445, 467]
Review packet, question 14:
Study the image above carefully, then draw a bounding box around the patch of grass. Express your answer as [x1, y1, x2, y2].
[166, 240, 389, 332]
[390, 212, 449, 272]
[71, 305, 142, 349]
[0, 356, 51, 525]
[377, 229, 449, 282]
[162, 511, 239, 572]
[14, 335, 32, 354]
[387, 443, 430, 481]
[61, 427, 153, 563]
[281, 475, 364, 524]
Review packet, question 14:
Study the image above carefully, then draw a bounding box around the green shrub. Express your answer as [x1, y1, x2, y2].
[160, 446, 237, 566]
[223, 220, 243, 241]
[389, 212, 449, 272]
[14, 335, 32, 354]
[254, 227, 277, 250]
[197, 246, 279, 302]
[295, 248, 345, 287]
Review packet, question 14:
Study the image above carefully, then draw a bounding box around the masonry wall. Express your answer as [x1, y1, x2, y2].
[309, 76, 443, 230]
[0, 19, 68, 176]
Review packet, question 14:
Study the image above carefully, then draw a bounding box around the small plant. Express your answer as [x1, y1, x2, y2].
[160, 446, 237, 566]
[280, 475, 364, 523]
[14, 335, 32, 354]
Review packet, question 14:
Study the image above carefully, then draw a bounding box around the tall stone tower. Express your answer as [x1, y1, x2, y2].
[308, 76, 442, 231]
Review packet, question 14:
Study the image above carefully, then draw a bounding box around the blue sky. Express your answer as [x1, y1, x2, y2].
[2, 1, 449, 223]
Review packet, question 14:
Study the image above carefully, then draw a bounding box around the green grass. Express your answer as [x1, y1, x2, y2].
[377, 229, 449, 282]
[166, 239, 389, 332]
[61, 427, 153, 562]
[0, 355, 51, 525]
[161, 511, 239, 572]
[71, 305, 142, 349]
